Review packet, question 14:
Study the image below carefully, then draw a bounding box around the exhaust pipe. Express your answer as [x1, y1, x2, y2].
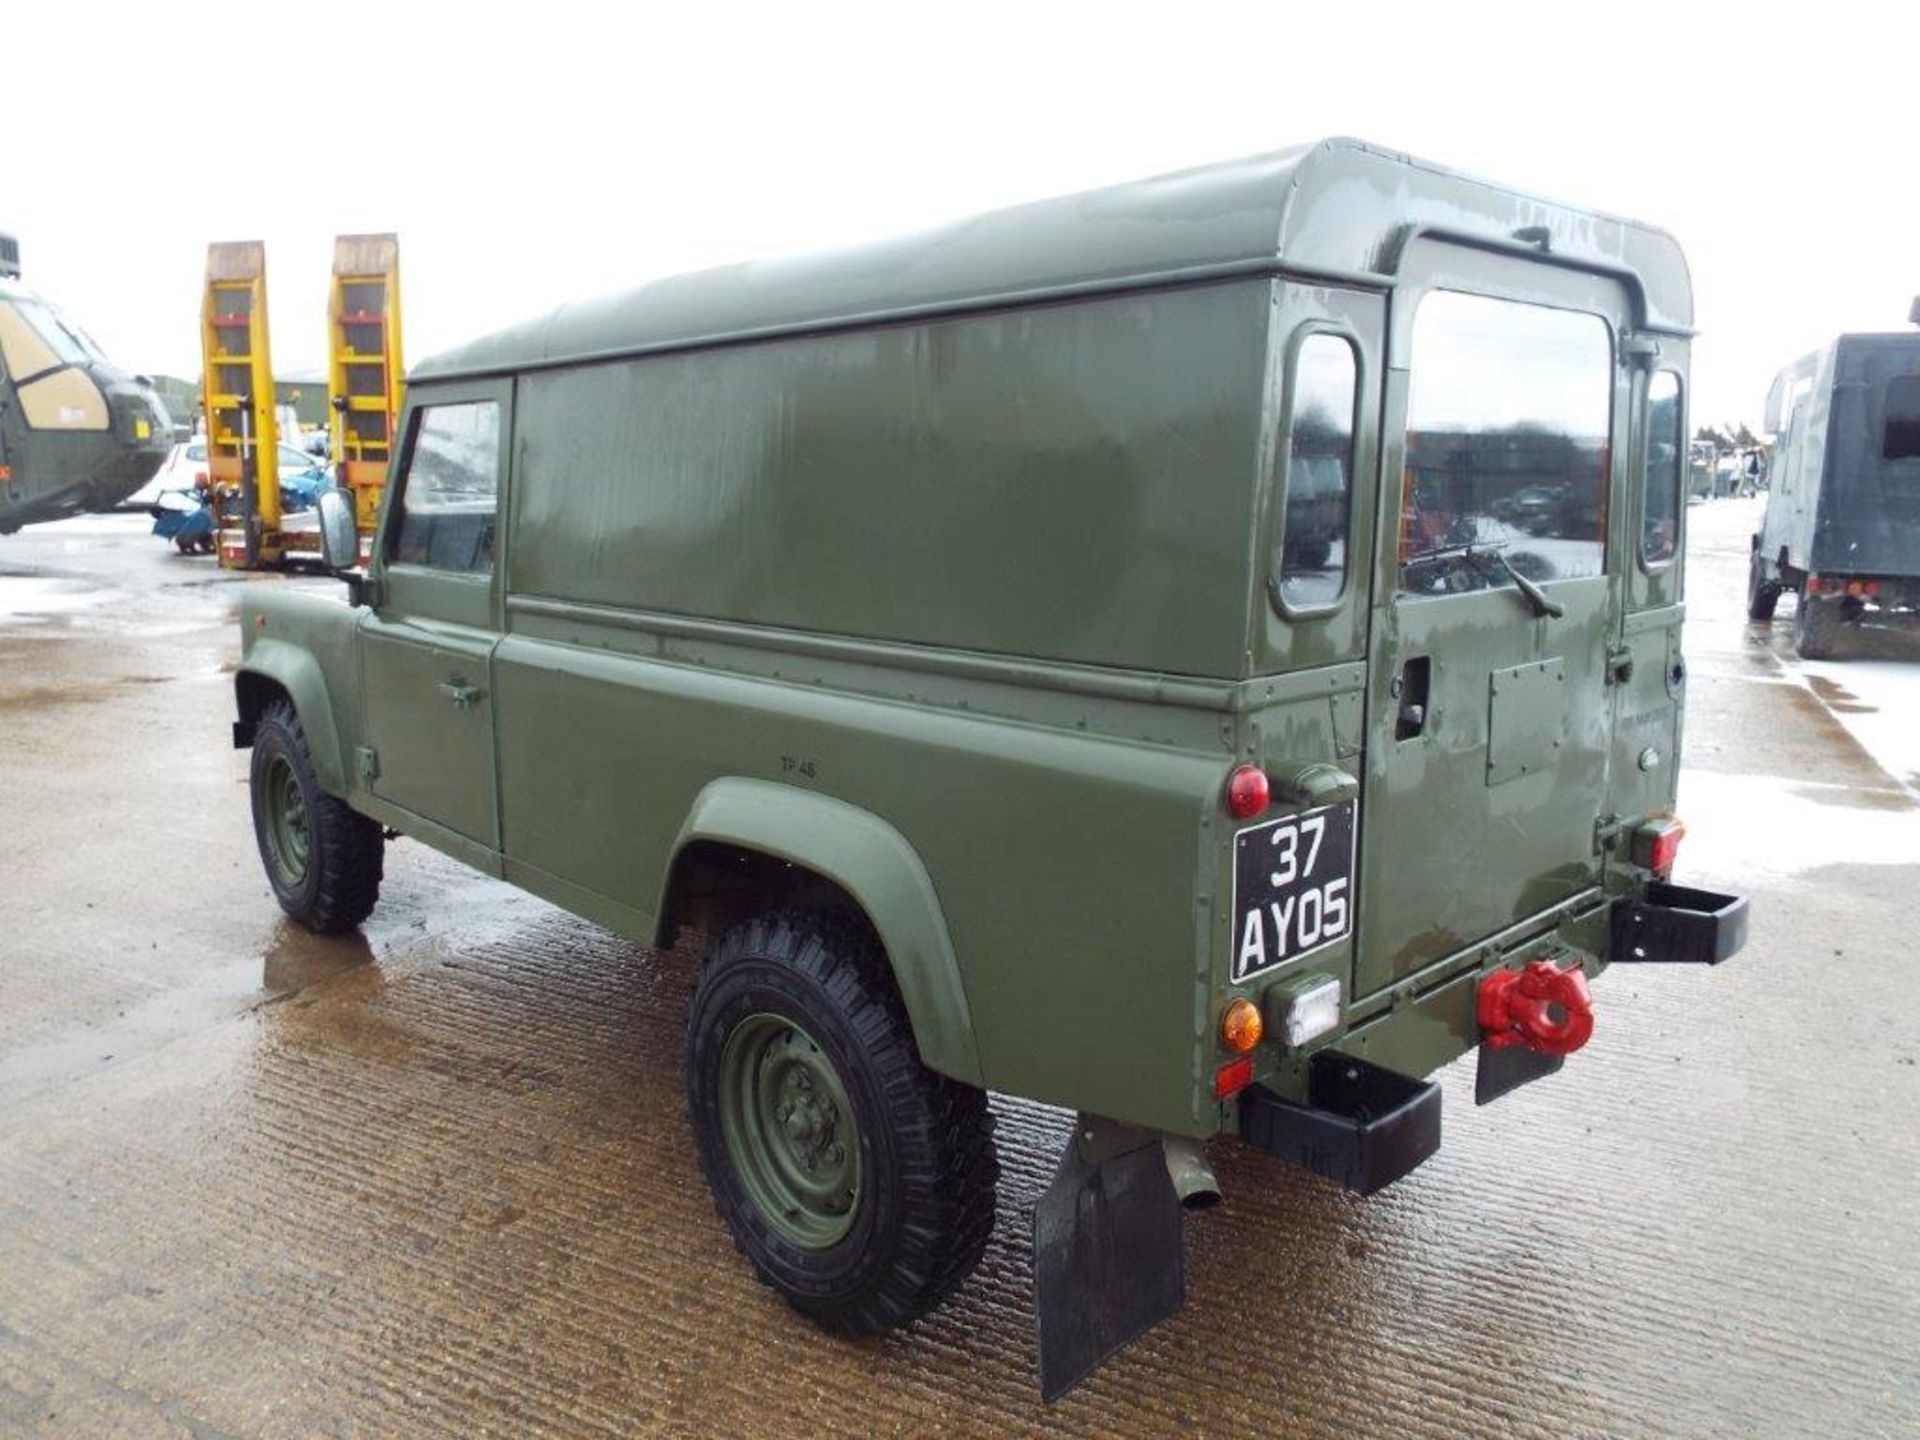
[1162, 1135, 1222, 1210]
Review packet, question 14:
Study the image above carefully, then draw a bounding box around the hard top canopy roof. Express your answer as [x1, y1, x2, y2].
[1765, 331, 1920, 432]
[415, 137, 1693, 382]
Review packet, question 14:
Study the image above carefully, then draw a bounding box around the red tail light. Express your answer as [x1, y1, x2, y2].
[1632, 816, 1685, 878]
[1225, 765, 1269, 820]
[1213, 1055, 1255, 1100]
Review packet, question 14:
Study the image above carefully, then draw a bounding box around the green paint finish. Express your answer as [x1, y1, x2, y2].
[661, 778, 982, 1087]
[506, 282, 1270, 676]
[234, 140, 1700, 1139]
[238, 627, 359, 795]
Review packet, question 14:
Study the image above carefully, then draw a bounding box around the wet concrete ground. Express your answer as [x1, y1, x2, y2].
[1, 502, 1915, 1438]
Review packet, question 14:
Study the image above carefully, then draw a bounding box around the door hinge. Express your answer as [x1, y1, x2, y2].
[1620, 334, 1662, 368]
[357, 744, 380, 782]
[1604, 646, 1634, 685]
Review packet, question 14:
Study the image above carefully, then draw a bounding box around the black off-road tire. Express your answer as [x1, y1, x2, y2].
[249, 698, 384, 933]
[685, 910, 998, 1336]
[1747, 545, 1781, 621]
[1793, 592, 1844, 660]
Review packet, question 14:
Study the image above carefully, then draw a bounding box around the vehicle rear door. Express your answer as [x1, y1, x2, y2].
[359, 384, 508, 858]
[1356, 242, 1633, 997]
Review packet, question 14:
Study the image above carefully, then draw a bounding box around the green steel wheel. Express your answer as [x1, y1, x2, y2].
[685, 910, 999, 1336]
[249, 698, 385, 934]
[718, 1014, 862, 1249]
[259, 752, 313, 892]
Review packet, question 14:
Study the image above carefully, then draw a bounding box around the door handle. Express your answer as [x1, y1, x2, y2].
[1392, 655, 1431, 741]
[437, 679, 483, 710]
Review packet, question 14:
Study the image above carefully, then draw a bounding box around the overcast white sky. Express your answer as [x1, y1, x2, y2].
[5, 0, 1913, 433]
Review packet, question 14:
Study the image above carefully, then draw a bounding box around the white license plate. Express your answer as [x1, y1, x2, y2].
[1231, 800, 1357, 982]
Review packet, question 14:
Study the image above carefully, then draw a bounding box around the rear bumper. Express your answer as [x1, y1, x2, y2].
[1611, 881, 1748, 966]
[1238, 1051, 1441, 1195]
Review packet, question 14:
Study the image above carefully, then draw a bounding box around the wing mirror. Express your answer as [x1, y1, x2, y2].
[315, 488, 373, 605]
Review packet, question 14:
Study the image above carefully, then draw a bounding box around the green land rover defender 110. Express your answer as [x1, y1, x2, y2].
[233, 138, 1747, 1396]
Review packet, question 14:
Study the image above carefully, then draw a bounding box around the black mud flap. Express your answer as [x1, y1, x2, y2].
[1032, 1133, 1183, 1402]
[1475, 1042, 1564, 1106]
[1611, 882, 1748, 965]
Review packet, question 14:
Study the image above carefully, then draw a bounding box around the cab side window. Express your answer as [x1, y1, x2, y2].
[1275, 333, 1359, 609]
[390, 401, 501, 574]
[1642, 370, 1682, 564]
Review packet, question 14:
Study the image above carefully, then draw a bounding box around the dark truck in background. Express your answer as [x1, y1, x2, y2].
[1750, 325, 1920, 657]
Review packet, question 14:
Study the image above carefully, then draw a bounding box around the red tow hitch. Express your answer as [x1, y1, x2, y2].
[1477, 958, 1594, 1057]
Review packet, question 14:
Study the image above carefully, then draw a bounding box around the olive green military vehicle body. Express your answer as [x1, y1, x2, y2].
[233, 139, 1745, 1395]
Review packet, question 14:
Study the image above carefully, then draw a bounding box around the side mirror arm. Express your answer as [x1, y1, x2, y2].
[342, 570, 379, 608]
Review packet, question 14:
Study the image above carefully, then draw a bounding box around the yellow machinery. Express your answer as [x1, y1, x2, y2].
[327, 234, 404, 551]
[201, 242, 282, 568]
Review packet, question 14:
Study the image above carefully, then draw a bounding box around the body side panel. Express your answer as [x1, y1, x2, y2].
[505, 282, 1269, 678]
[491, 629, 1227, 1135]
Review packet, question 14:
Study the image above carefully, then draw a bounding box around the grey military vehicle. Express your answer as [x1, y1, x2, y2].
[1750, 319, 1920, 656]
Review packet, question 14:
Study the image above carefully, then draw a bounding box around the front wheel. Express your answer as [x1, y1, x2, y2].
[249, 699, 384, 932]
[685, 911, 998, 1336]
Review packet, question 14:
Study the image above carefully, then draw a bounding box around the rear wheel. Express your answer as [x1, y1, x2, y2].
[1793, 592, 1845, 660]
[685, 910, 998, 1335]
[249, 699, 384, 932]
[1746, 545, 1780, 621]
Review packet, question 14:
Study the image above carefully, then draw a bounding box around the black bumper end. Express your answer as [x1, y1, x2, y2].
[1239, 1052, 1441, 1195]
[1611, 881, 1748, 965]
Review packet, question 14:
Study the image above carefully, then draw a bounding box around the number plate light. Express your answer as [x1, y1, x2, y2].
[1268, 974, 1343, 1048]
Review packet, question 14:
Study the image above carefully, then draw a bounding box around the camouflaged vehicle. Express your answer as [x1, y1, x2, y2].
[0, 232, 172, 533]
[1749, 325, 1920, 657]
[233, 139, 1747, 1396]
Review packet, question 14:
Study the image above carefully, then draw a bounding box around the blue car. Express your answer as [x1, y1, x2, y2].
[150, 461, 335, 555]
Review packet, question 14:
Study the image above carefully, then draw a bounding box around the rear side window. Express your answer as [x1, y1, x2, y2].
[1884, 374, 1920, 460]
[1642, 370, 1682, 564]
[391, 401, 501, 573]
[1399, 291, 1612, 596]
[1275, 333, 1358, 609]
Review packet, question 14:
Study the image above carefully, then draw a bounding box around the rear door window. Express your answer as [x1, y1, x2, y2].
[1642, 370, 1683, 564]
[1399, 291, 1612, 596]
[390, 400, 501, 573]
[1274, 332, 1358, 608]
